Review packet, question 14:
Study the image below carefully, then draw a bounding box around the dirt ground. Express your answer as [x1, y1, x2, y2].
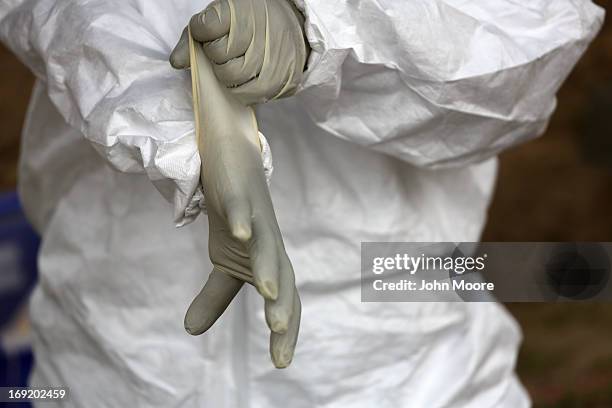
[1, 2, 611, 406]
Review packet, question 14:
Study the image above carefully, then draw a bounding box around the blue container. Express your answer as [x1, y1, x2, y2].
[0, 192, 39, 401]
[0, 192, 39, 327]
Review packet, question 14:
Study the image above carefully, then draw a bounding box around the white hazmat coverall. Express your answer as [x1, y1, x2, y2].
[0, 0, 604, 407]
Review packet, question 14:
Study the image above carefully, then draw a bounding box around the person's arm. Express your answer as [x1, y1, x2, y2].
[293, 0, 604, 167]
[0, 0, 229, 226]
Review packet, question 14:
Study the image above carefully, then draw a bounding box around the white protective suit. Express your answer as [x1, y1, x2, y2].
[0, 0, 604, 407]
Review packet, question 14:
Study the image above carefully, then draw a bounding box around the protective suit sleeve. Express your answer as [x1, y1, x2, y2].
[292, 0, 605, 168]
[0, 1, 269, 226]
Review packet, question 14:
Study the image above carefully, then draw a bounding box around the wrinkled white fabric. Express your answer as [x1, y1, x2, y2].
[0, 0, 604, 407]
[293, 0, 603, 168]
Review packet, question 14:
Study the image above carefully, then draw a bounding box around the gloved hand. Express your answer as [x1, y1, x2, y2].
[179, 28, 300, 368]
[170, 0, 308, 105]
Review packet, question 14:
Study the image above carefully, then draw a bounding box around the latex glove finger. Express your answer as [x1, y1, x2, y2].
[228, 72, 283, 106]
[184, 268, 244, 335]
[248, 217, 281, 301]
[169, 0, 232, 69]
[203, 34, 249, 65]
[270, 289, 301, 368]
[264, 255, 296, 334]
[170, 27, 190, 69]
[200, 0, 257, 64]
[190, 0, 231, 42]
[213, 55, 263, 92]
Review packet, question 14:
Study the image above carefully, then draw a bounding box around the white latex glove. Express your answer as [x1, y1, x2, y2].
[178, 28, 300, 368]
[170, 0, 308, 105]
